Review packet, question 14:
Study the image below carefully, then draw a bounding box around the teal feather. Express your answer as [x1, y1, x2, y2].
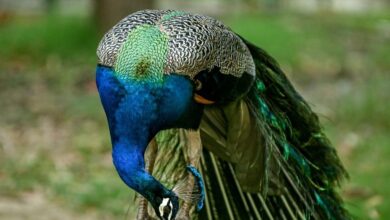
[315, 191, 332, 220]
[255, 79, 311, 176]
[240, 37, 350, 219]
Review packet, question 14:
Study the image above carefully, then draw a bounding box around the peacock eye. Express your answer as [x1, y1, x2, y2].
[194, 79, 202, 91]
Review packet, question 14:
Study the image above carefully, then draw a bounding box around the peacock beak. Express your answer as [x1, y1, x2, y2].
[194, 93, 215, 105]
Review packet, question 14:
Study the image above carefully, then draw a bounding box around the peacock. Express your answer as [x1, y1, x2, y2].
[96, 9, 350, 220]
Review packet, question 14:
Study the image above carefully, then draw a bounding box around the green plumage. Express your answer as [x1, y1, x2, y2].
[142, 38, 350, 220]
[115, 24, 168, 82]
[243, 38, 349, 219]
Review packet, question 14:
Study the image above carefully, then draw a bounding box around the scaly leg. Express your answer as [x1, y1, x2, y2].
[136, 138, 158, 220]
[176, 129, 203, 220]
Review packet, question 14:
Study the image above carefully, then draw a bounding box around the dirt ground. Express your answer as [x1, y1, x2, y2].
[0, 192, 98, 220]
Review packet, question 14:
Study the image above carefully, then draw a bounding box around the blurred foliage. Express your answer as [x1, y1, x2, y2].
[0, 10, 389, 219]
[0, 15, 136, 219]
[0, 16, 97, 63]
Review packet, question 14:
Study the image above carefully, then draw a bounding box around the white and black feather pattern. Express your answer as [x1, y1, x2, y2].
[97, 10, 255, 78]
[97, 10, 165, 67]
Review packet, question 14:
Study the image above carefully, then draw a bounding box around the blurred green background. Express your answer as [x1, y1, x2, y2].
[0, 0, 389, 219]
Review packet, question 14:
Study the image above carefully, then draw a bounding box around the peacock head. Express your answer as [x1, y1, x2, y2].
[157, 196, 179, 220]
[144, 190, 179, 220]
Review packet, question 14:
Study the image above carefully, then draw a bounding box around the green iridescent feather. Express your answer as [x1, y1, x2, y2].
[242, 37, 350, 219]
[115, 24, 168, 83]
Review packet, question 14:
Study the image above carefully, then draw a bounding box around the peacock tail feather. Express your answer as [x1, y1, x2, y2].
[241, 38, 350, 219]
[141, 37, 350, 220]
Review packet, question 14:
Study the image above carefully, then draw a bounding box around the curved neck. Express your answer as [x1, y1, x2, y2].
[96, 65, 199, 215]
[112, 139, 170, 203]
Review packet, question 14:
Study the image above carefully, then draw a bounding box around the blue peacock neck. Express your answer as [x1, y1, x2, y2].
[112, 138, 171, 203]
[96, 64, 200, 216]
